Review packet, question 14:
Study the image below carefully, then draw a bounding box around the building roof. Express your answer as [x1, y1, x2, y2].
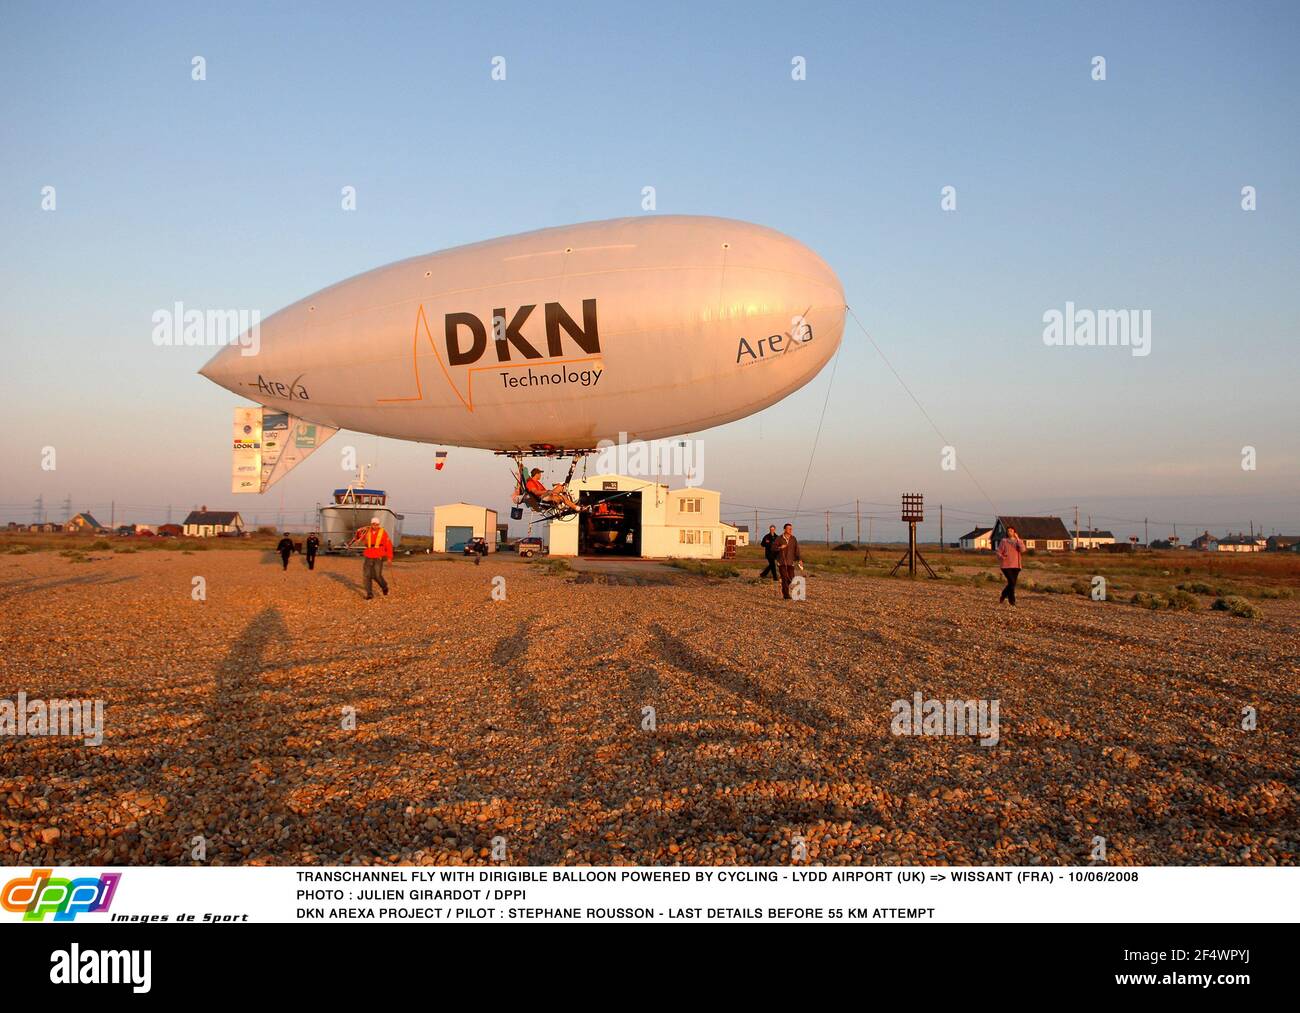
[1077, 529, 1115, 539]
[958, 526, 993, 540]
[183, 510, 242, 525]
[997, 516, 1073, 541]
[71, 512, 103, 528]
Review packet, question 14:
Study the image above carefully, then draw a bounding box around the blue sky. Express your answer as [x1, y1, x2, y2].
[2, 0, 1297, 540]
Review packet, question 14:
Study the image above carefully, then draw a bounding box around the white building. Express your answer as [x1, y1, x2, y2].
[1212, 535, 1266, 553]
[433, 503, 498, 552]
[182, 509, 244, 537]
[958, 526, 993, 551]
[548, 473, 740, 559]
[1072, 529, 1115, 550]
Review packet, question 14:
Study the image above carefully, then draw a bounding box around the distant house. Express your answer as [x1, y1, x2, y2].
[1266, 535, 1300, 552]
[958, 526, 993, 551]
[733, 524, 750, 547]
[1190, 531, 1214, 551]
[993, 516, 1073, 552]
[64, 512, 104, 534]
[1213, 535, 1266, 553]
[182, 508, 245, 537]
[1072, 529, 1115, 550]
[157, 523, 183, 537]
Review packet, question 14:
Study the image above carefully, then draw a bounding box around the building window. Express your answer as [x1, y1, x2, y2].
[679, 497, 701, 513]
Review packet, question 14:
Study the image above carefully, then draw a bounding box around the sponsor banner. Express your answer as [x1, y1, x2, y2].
[261, 415, 337, 491]
[1, 867, 1293, 924]
[231, 408, 335, 494]
[231, 407, 262, 494]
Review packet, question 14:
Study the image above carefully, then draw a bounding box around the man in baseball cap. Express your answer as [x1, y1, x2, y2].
[348, 516, 393, 599]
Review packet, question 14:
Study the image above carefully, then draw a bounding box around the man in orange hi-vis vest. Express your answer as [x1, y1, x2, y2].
[349, 516, 393, 600]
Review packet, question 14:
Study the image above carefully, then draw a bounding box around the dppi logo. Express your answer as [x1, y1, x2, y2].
[1, 869, 120, 922]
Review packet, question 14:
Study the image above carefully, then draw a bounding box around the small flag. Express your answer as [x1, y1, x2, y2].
[434, 450, 447, 471]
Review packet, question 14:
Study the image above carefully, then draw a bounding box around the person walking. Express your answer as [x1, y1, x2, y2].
[276, 533, 294, 571]
[305, 531, 320, 570]
[759, 524, 779, 581]
[773, 523, 803, 600]
[349, 517, 392, 600]
[995, 525, 1026, 606]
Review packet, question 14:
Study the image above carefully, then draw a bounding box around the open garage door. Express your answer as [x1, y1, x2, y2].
[578, 490, 641, 557]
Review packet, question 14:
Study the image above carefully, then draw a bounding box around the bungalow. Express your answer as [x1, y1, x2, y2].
[64, 512, 104, 534]
[958, 526, 993, 551]
[182, 508, 245, 538]
[1266, 535, 1300, 552]
[157, 523, 184, 538]
[1072, 529, 1115, 550]
[992, 516, 1073, 552]
[1213, 535, 1266, 553]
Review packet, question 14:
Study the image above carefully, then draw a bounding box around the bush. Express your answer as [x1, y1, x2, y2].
[1250, 587, 1293, 600]
[832, 542, 856, 551]
[1212, 596, 1260, 619]
[1131, 591, 1164, 610]
[1165, 589, 1199, 611]
[88, 538, 112, 550]
[1177, 581, 1218, 595]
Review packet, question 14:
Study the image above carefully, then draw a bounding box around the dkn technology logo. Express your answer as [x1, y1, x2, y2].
[1, 869, 120, 922]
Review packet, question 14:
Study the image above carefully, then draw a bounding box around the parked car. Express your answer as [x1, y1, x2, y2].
[516, 536, 546, 558]
[463, 536, 489, 556]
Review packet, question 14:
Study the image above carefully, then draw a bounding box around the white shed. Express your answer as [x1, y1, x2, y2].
[433, 503, 498, 552]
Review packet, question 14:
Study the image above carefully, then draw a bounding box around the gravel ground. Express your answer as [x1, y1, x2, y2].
[1, 548, 1296, 866]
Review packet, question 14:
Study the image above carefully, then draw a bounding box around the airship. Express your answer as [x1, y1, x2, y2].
[200, 215, 845, 496]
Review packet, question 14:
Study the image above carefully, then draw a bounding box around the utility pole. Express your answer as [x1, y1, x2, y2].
[754, 508, 758, 543]
[825, 510, 830, 547]
[62, 495, 72, 524]
[33, 495, 44, 525]
[939, 504, 944, 553]
[856, 499, 861, 546]
[110, 500, 115, 529]
[1074, 505, 1079, 549]
[1144, 517, 1149, 547]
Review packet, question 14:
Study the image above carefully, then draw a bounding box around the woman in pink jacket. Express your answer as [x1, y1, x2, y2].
[995, 526, 1026, 605]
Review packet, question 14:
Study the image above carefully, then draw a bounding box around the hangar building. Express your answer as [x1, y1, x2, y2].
[548, 473, 739, 559]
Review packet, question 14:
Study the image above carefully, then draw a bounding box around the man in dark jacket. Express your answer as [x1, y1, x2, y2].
[773, 523, 803, 600]
[759, 524, 779, 581]
[305, 532, 320, 570]
[276, 533, 294, 571]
